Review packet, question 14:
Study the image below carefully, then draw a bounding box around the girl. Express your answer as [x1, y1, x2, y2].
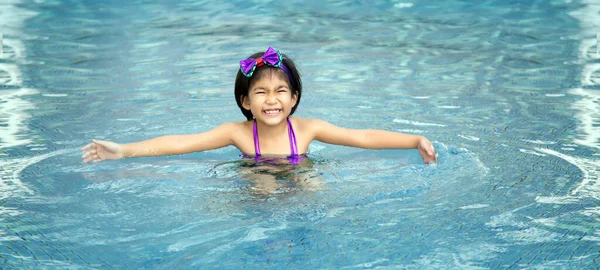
[82, 47, 437, 165]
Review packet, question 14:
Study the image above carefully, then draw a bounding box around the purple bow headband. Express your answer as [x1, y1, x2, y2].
[239, 47, 294, 86]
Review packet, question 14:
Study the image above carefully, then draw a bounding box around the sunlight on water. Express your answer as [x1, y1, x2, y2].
[0, 0, 39, 149]
[570, 1, 600, 151]
[536, 147, 600, 202]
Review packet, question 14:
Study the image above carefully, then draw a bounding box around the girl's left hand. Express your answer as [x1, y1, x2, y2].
[418, 137, 437, 164]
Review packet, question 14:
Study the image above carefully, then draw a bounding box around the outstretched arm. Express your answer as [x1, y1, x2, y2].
[310, 119, 437, 164]
[82, 122, 236, 163]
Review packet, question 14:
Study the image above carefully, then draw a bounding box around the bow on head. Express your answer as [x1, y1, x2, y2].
[239, 47, 282, 77]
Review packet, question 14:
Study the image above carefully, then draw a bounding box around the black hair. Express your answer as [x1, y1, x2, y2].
[234, 51, 302, 120]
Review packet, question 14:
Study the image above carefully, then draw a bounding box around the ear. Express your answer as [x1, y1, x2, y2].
[241, 96, 251, 110]
[291, 91, 298, 107]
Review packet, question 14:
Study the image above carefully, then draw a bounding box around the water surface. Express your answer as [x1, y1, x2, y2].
[1, 0, 599, 268]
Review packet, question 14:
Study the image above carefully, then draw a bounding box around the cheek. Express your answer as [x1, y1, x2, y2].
[279, 92, 293, 100]
[248, 96, 265, 107]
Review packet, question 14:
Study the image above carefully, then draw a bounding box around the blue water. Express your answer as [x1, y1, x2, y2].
[1, 0, 600, 268]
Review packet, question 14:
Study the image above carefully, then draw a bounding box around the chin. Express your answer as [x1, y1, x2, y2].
[262, 117, 287, 125]
[257, 115, 289, 125]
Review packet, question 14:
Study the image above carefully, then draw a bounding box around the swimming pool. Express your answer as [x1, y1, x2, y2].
[1, 0, 599, 268]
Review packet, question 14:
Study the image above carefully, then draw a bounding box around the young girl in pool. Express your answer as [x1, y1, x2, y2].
[81, 46, 437, 165]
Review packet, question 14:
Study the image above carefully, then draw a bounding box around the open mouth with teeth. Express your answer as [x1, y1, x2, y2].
[263, 109, 282, 116]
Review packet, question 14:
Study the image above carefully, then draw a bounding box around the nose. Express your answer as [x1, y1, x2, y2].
[265, 92, 277, 104]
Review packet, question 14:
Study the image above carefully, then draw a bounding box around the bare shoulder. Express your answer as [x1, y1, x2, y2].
[218, 121, 253, 149]
[210, 121, 239, 131]
[289, 117, 314, 134]
[204, 121, 251, 138]
[290, 117, 328, 129]
[289, 117, 334, 141]
[220, 120, 252, 132]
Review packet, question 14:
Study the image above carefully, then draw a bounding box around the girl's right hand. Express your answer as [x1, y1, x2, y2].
[81, 139, 124, 163]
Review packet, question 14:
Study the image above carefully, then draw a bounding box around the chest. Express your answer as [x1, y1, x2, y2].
[234, 125, 309, 156]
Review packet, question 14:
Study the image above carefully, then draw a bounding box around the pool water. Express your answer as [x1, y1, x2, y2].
[1, 0, 600, 268]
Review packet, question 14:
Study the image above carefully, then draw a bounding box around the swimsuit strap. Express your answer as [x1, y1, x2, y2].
[253, 120, 261, 156]
[252, 118, 298, 157]
[287, 118, 298, 156]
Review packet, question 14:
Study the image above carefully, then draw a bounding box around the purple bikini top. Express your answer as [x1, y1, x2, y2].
[253, 118, 300, 164]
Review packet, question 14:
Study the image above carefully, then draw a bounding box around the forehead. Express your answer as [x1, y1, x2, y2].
[249, 67, 291, 88]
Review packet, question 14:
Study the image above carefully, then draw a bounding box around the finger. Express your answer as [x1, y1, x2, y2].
[427, 157, 435, 165]
[421, 150, 435, 164]
[427, 143, 435, 156]
[81, 143, 93, 151]
[82, 149, 96, 158]
[82, 148, 99, 159]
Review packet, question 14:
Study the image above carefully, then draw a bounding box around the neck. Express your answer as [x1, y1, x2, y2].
[255, 118, 288, 139]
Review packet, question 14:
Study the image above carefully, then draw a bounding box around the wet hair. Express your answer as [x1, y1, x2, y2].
[234, 51, 302, 120]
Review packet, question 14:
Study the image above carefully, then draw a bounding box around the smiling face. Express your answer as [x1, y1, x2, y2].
[241, 68, 297, 126]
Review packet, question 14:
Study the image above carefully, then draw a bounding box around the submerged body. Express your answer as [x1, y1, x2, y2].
[236, 154, 322, 196]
